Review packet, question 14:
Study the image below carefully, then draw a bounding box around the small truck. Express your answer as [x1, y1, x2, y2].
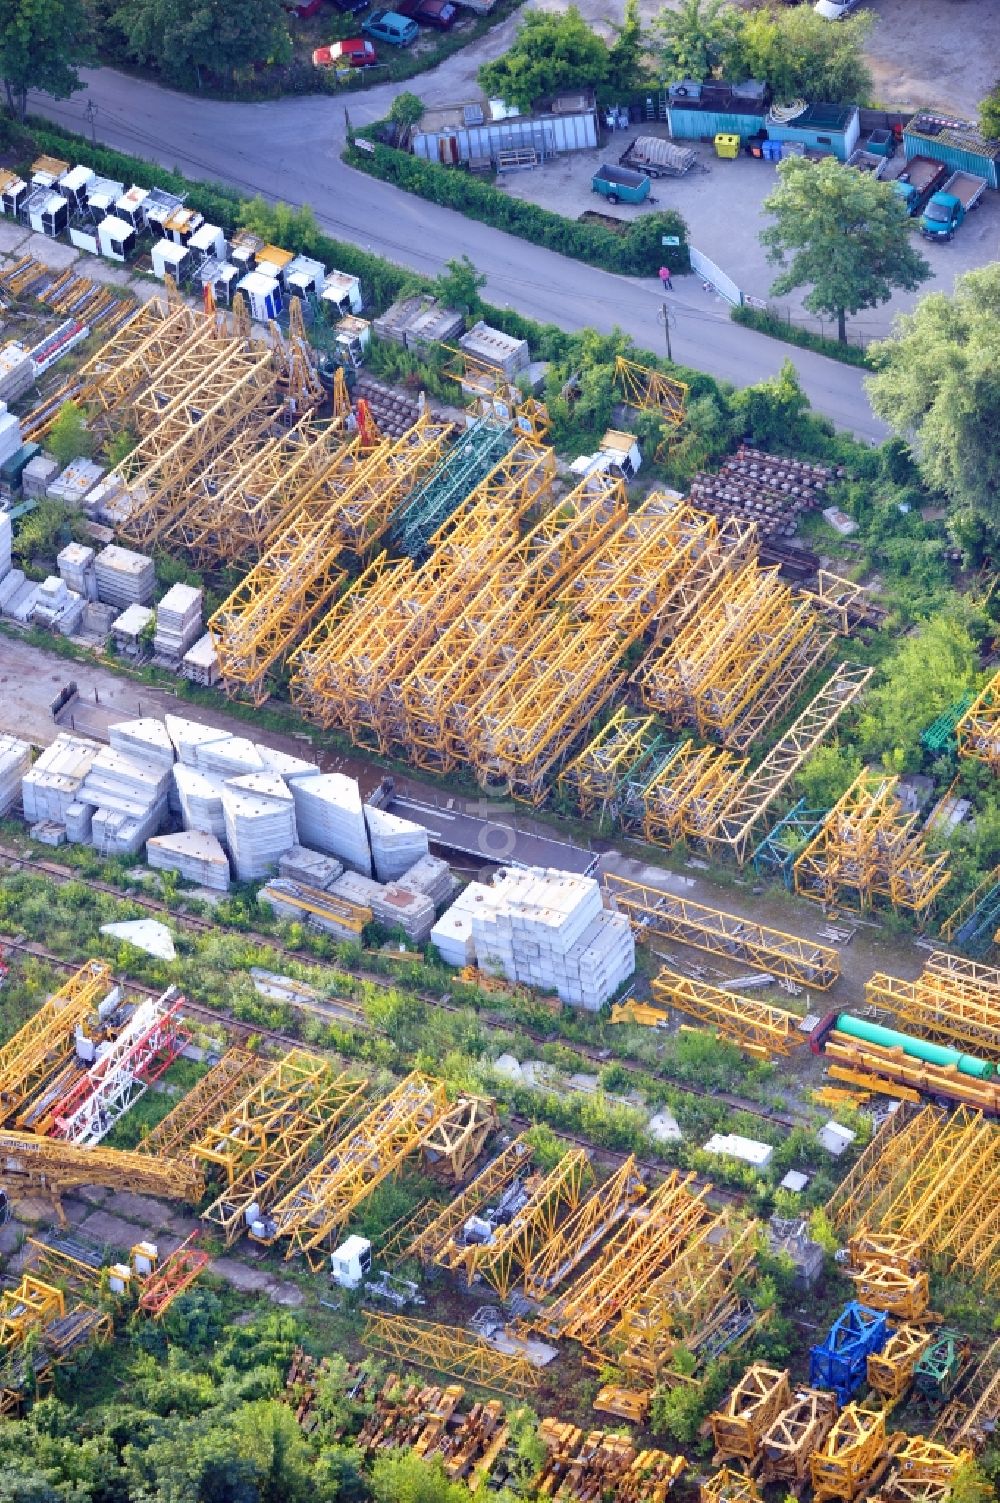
[920, 170, 988, 240]
[591, 164, 651, 206]
[891, 155, 949, 216]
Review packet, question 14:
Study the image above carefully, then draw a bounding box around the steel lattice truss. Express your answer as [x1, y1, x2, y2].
[361, 1310, 538, 1397]
[609, 1211, 759, 1381]
[759, 1387, 838, 1487]
[441, 1150, 592, 1300]
[650, 968, 806, 1059]
[709, 1363, 791, 1463]
[419, 1094, 499, 1181]
[700, 1467, 764, 1503]
[49, 988, 190, 1146]
[210, 413, 452, 703]
[874, 1437, 974, 1503]
[541, 1171, 712, 1347]
[868, 1323, 934, 1401]
[810, 1404, 894, 1503]
[191, 1049, 341, 1182]
[793, 770, 951, 918]
[137, 1233, 211, 1319]
[614, 356, 688, 443]
[941, 1336, 1000, 1453]
[388, 415, 516, 559]
[408, 1137, 534, 1263]
[941, 863, 1000, 954]
[865, 955, 1000, 1059]
[535, 1416, 687, 1500]
[0, 960, 114, 1126]
[956, 669, 1000, 771]
[141, 1048, 268, 1159]
[558, 710, 664, 822]
[636, 557, 833, 751]
[825, 1106, 1000, 1291]
[605, 875, 840, 988]
[523, 1156, 646, 1300]
[258, 1072, 452, 1266]
[0, 1127, 203, 1206]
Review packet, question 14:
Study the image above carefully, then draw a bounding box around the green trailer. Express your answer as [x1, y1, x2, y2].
[591, 164, 651, 206]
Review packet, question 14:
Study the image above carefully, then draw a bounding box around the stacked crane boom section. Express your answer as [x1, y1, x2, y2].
[407, 1137, 534, 1263]
[794, 771, 951, 917]
[253, 1072, 452, 1265]
[0, 1128, 203, 1206]
[361, 1312, 538, 1397]
[140, 1048, 268, 1158]
[865, 953, 1000, 1059]
[605, 875, 839, 988]
[650, 970, 806, 1059]
[825, 1106, 1000, 1291]
[210, 413, 452, 703]
[0, 960, 115, 1125]
[558, 710, 665, 822]
[710, 1364, 792, 1463]
[955, 669, 1000, 770]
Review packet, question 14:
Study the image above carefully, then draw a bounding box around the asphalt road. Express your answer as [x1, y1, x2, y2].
[30, 66, 887, 440]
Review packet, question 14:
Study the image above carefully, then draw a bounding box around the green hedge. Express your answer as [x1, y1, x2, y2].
[731, 302, 872, 368]
[345, 140, 691, 276]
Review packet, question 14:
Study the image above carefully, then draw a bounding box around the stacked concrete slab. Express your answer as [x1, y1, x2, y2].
[180, 633, 219, 686]
[153, 583, 202, 662]
[398, 854, 453, 907]
[0, 734, 31, 816]
[289, 773, 372, 875]
[0, 574, 40, 622]
[57, 542, 98, 602]
[371, 883, 435, 944]
[172, 764, 228, 841]
[111, 603, 154, 656]
[109, 717, 177, 771]
[279, 845, 344, 889]
[222, 775, 297, 882]
[0, 510, 11, 580]
[22, 455, 61, 501]
[365, 805, 429, 882]
[329, 869, 384, 909]
[77, 745, 172, 855]
[197, 735, 265, 779]
[456, 867, 635, 1011]
[21, 734, 101, 823]
[165, 715, 224, 766]
[95, 544, 155, 608]
[48, 458, 105, 510]
[147, 829, 230, 891]
[0, 402, 22, 467]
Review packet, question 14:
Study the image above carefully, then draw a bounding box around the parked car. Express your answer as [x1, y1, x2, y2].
[331, 0, 371, 13]
[393, 0, 457, 28]
[814, 0, 863, 16]
[362, 9, 419, 44]
[312, 37, 377, 65]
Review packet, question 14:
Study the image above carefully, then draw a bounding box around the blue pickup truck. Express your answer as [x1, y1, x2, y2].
[920, 171, 988, 241]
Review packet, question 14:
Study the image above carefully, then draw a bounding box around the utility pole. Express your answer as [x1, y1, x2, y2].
[86, 99, 98, 146]
[657, 300, 673, 362]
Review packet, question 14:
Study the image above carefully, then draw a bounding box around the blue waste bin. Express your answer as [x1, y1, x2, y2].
[762, 140, 782, 162]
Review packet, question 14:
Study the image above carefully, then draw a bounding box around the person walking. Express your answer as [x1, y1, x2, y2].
[658, 264, 672, 291]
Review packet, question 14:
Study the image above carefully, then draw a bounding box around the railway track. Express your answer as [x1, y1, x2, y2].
[0, 846, 804, 1130]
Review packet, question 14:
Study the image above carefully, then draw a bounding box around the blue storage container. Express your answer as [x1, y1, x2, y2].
[762, 140, 782, 161]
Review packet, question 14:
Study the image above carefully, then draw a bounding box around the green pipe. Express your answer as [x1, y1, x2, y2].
[835, 1014, 995, 1080]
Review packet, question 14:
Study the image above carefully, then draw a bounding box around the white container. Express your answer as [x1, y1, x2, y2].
[97, 215, 137, 263]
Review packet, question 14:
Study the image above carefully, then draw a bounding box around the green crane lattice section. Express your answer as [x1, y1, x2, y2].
[389, 416, 515, 559]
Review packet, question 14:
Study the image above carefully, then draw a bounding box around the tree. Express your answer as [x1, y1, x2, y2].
[389, 91, 425, 130]
[651, 0, 737, 82]
[112, 0, 291, 89]
[47, 401, 94, 466]
[732, 359, 812, 450]
[857, 608, 982, 767]
[730, 7, 872, 105]
[370, 1451, 470, 1503]
[478, 8, 609, 114]
[432, 255, 486, 314]
[796, 742, 863, 809]
[979, 80, 1000, 141]
[867, 265, 1000, 550]
[761, 156, 931, 343]
[606, 0, 645, 94]
[0, 0, 92, 120]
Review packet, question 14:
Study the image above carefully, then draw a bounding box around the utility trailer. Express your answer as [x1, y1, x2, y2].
[618, 135, 698, 178]
[591, 163, 651, 205]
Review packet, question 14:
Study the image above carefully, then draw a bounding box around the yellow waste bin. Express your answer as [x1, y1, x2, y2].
[714, 133, 740, 159]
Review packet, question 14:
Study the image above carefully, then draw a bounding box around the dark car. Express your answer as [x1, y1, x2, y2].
[331, 0, 371, 15]
[393, 0, 457, 27]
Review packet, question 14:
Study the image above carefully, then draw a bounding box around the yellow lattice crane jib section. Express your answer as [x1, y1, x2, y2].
[614, 356, 687, 431]
[0, 960, 114, 1124]
[362, 1311, 539, 1397]
[700, 1469, 764, 1503]
[710, 1365, 792, 1463]
[810, 1404, 895, 1502]
[523, 1156, 646, 1300]
[955, 669, 1000, 771]
[650, 968, 806, 1059]
[0, 1277, 65, 1350]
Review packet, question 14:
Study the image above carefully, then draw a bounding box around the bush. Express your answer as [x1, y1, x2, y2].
[344, 140, 691, 276]
[731, 302, 871, 367]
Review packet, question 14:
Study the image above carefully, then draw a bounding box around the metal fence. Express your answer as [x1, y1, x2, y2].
[690, 246, 743, 306]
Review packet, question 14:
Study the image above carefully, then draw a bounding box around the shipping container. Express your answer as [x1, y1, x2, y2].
[903, 115, 1000, 190]
[765, 103, 860, 161]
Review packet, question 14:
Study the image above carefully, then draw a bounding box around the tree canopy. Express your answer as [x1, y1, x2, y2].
[652, 0, 733, 81]
[112, 0, 291, 88]
[730, 7, 873, 105]
[477, 8, 610, 113]
[856, 608, 983, 767]
[867, 264, 1000, 552]
[0, 0, 93, 120]
[979, 79, 1000, 141]
[761, 156, 931, 342]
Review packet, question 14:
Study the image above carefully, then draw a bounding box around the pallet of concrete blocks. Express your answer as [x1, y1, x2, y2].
[370, 883, 436, 945]
[399, 854, 454, 908]
[0, 734, 31, 817]
[56, 542, 98, 602]
[21, 733, 100, 824]
[153, 583, 203, 664]
[94, 544, 155, 608]
[365, 804, 429, 882]
[430, 882, 499, 967]
[146, 830, 231, 892]
[287, 772, 372, 875]
[110, 603, 154, 657]
[278, 845, 345, 891]
[180, 633, 220, 687]
[109, 717, 177, 773]
[29, 575, 84, 635]
[222, 773, 297, 882]
[22, 454, 61, 501]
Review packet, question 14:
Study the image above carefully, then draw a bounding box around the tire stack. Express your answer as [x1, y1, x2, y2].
[688, 446, 845, 539]
[353, 376, 422, 438]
